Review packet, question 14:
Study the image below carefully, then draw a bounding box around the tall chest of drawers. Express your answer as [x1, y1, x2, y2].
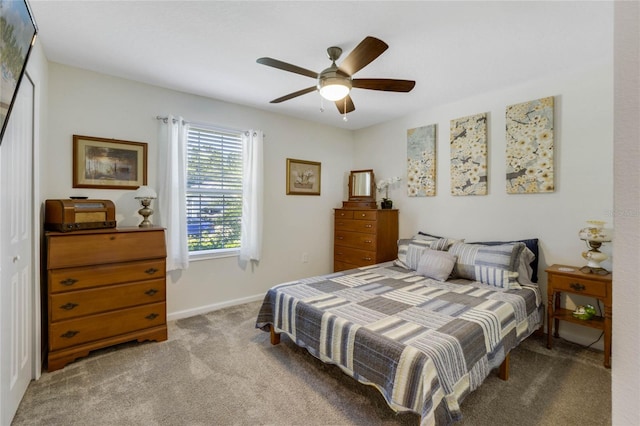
[45, 227, 167, 371]
[334, 209, 399, 272]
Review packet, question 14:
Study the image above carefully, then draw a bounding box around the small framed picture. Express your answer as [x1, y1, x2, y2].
[286, 158, 321, 195]
[73, 135, 147, 189]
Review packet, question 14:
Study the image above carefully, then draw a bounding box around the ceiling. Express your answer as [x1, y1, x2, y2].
[28, 1, 613, 131]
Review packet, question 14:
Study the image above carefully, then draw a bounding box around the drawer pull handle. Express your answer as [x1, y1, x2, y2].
[337, 236, 344, 240]
[364, 224, 372, 228]
[61, 330, 79, 339]
[145, 289, 159, 296]
[145, 313, 159, 320]
[364, 240, 372, 243]
[363, 257, 372, 261]
[110, 236, 116, 240]
[60, 302, 78, 311]
[570, 282, 586, 291]
[361, 213, 366, 217]
[145, 268, 159, 275]
[60, 278, 78, 286]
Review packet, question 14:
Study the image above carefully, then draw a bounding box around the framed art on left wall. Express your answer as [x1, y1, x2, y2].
[286, 158, 321, 195]
[73, 135, 147, 189]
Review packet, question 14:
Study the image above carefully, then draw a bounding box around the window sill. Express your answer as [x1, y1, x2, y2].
[189, 248, 239, 262]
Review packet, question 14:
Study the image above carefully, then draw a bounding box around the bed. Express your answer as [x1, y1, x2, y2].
[256, 235, 543, 425]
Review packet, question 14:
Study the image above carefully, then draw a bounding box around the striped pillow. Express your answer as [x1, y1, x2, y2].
[396, 237, 451, 270]
[417, 249, 457, 281]
[448, 241, 525, 289]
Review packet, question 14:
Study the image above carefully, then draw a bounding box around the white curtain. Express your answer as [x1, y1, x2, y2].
[239, 130, 264, 262]
[157, 115, 189, 271]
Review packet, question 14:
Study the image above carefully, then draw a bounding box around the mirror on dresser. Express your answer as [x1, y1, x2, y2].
[344, 169, 377, 209]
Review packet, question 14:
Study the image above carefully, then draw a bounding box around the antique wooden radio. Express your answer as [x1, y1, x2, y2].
[45, 199, 116, 232]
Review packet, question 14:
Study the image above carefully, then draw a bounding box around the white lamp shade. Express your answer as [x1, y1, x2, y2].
[578, 220, 612, 243]
[134, 185, 157, 199]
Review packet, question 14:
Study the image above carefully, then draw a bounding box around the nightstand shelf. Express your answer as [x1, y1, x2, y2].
[546, 264, 612, 368]
[552, 308, 605, 330]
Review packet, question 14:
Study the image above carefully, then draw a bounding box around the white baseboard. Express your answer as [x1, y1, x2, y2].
[167, 293, 265, 322]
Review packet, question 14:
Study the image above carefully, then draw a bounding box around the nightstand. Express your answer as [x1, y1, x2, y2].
[546, 264, 612, 368]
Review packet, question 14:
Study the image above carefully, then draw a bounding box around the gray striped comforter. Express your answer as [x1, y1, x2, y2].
[256, 262, 543, 425]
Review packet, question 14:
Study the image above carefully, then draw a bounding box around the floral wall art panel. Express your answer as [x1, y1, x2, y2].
[450, 112, 488, 196]
[407, 124, 436, 197]
[505, 96, 554, 194]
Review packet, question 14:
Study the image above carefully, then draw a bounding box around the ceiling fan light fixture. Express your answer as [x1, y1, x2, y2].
[318, 77, 351, 101]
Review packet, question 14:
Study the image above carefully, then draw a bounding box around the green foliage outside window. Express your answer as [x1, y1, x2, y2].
[187, 126, 243, 253]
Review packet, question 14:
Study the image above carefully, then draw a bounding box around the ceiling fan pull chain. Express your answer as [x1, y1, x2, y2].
[343, 97, 348, 122]
[320, 96, 324, 112]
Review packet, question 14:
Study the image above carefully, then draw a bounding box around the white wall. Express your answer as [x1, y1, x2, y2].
[612, 1, 640, 424]
[353, 64, 614, 348]
[45, 63, 354, 318]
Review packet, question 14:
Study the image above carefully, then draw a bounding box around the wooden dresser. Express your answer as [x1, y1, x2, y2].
[334, 209, 399, 272]
[45, 227, 167, 371]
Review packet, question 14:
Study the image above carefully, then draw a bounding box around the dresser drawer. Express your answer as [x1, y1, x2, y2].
[47, 229, 166, 269]
[49, 259, 165, 293]
[334, 245, 377, 266]
[334, 260, 360, 272]
[550, 274, 608, 298]
[50, 278, 166, 321]
[335, 210, 354, 219]
[335, 218, 377, 234]
[49, 302, 166, 351]
[351, 210, 377, 220]
[334, 230, 377, 251]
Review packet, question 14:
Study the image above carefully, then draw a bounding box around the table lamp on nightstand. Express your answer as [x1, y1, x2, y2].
[578, 220, 612, 274]
[134, 185, 157, 228]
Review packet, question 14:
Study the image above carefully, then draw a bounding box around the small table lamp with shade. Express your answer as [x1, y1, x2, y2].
[578, 220, 612, 274]
[134, 186, 157, 228]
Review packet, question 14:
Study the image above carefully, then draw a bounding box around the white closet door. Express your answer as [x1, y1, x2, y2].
[0, 75, 34, 425]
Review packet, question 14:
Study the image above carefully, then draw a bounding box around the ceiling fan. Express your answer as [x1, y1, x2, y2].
[256, 36, 416, 117]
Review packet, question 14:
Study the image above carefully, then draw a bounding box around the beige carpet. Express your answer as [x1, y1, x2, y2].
[12, 301, 611, 425]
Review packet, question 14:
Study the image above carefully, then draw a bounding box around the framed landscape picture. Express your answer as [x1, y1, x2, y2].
[286, 158, 321, 195]
[73, 135, 147, 189]
[0, 0, 38, 144]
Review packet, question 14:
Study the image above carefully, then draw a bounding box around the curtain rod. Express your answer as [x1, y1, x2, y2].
[155, 116, 265, 138]
[155, 115, 188, 125]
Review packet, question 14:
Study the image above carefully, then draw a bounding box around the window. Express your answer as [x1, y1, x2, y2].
[186, 124, 243, 255]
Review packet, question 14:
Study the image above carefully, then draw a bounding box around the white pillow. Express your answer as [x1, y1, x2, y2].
[416, 249, 457, 281]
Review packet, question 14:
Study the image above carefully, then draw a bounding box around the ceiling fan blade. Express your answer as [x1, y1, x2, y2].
[352, 78, 416, 92]
[270, 86, 317, 103]
[257, 57, 318, 79]
[335, 95, 355, 114]
[339, 36, 389, 76]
